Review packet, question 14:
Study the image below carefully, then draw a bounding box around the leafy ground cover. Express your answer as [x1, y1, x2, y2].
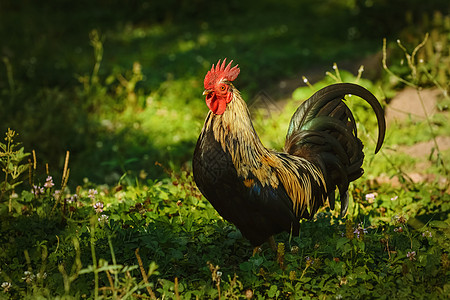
[1, 1, 449, 299]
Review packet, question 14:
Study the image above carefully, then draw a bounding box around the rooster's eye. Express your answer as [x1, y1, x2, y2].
[220, 85, 226, 91]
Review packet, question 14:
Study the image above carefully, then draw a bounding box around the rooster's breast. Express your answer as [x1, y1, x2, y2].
[193, 125, 299, 246]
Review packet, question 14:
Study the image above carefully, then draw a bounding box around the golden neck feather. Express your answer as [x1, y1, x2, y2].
[203, 87, 269, 175]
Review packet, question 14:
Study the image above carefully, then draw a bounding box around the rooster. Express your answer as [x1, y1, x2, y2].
[193, 59, 385, 249]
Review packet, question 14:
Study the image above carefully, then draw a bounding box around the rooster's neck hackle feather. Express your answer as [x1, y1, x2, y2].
[204, 87, 268, 173]
[203, 87, 327, 216]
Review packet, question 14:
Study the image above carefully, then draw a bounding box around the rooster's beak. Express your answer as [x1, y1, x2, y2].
[203, 89, 212, 96]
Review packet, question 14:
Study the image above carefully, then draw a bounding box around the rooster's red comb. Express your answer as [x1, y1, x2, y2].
[204, 58, 240, 89]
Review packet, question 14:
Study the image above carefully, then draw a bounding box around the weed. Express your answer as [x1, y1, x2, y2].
[0, 129, 30, 211]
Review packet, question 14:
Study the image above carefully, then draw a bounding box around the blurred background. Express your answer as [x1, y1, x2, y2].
[1, 0, 449, 185]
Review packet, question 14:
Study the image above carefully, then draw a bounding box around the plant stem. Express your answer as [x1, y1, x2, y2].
[90, 217, 99, 299]
[107, 236, 119, 297]
[1, 129, 13, 207]
[2, 57, 15, 93]
[415, 89, 448, 175]
[382, 38, 416, 87]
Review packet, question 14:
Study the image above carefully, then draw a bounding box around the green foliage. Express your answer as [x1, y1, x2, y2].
[383, 11, 450, 90]
[1, 159, 448, 298]
[0, 1, 449, 298]
[0, 129, 30, 207]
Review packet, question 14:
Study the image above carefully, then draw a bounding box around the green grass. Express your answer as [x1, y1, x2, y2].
[0, 1, 449, 299]
[0, 161, 448, 298]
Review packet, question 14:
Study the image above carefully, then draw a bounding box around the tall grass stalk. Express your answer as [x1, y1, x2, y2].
[2, 57, 15, 93]
[90, 216, 99, 299]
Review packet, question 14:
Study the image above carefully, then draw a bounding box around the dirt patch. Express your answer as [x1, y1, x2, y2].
[385, 87, 442, 125]
[385, 87, 450, 157]
[396, 136, 450, 158]
[382, 87, 449, 189]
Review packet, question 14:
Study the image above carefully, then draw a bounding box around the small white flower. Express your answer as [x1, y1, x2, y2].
[88, 189, 98, 200]
[1, 281, 12, 291]
[365, 193, 377, 201]
[36, 272, 47, 280]
[22, 271, 36, 283]
[407, 251, 416, 261]
[393, 215, 407, 224]
[353, 222, 368, 239]
[422, 230, 432, 238]
[305, 256, 315, 265]
[98, 214, 109, 223]
[394, 227, 403, 233]
[33, 185, 45, 196]
[68, 194, 78, 203]
[44, 176, 55, 188]
[93, 202, 104, 213]
[290, 246, 299, 254]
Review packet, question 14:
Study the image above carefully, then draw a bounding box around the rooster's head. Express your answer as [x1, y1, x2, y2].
[203, 58, 240, 115]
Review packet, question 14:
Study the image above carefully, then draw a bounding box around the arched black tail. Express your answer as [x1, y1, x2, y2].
[284, 83, 386, 216]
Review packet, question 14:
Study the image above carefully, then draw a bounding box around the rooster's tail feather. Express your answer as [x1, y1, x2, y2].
[284, 83, 386, 216]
